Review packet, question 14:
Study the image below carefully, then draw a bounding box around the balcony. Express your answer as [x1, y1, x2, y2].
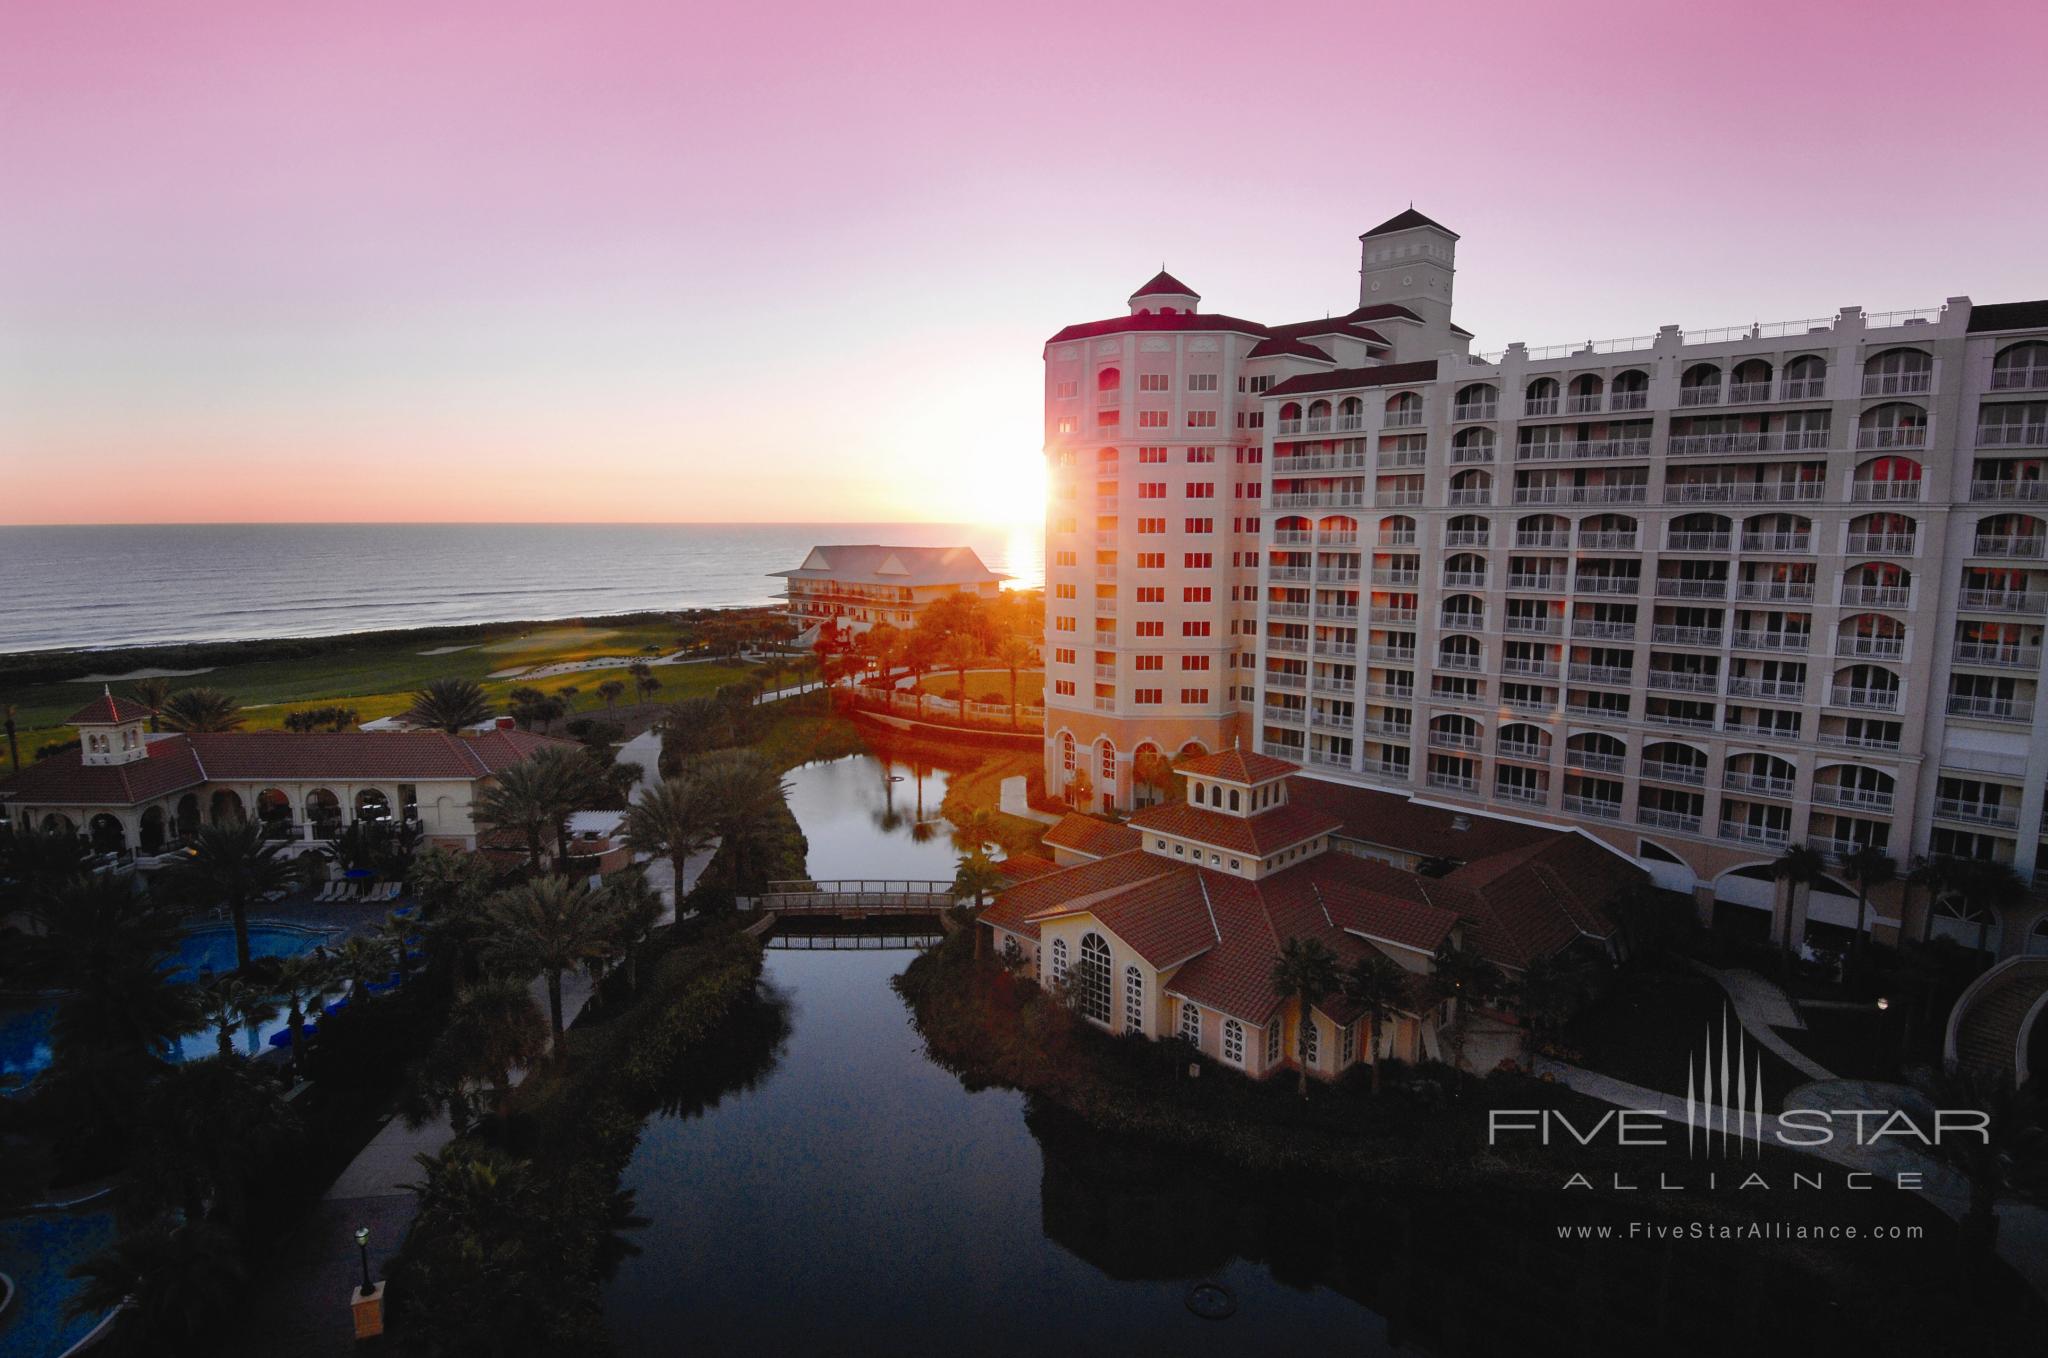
[1719, 820, 1791, 848]
[1946, 693, 2032, 723]
[1515, 437, 1653, 462]
[1568, 663, 1633, 686]
[1268, 636, 1308, 654]
[1371, 569, 1420, 587]
[1856, 426, 1928, 451]
[1640, 759, 1706, 786]
[1263, 702, 1306, 724]
[1453, 402, 1499, 422]
[1319, 530, 1360, 546]
[1977, 423, 2048, 449]
[1724, 769, 1797, 798]
[1780, 378, 1826, 400]
[1093, 695, 1118, 712]
[1316, 565, 1362, 583]
[1514, 484, 1650, 505]
[1362, 719, 1412, 740]
[1816, 728, 1901, 752]
[1834, 634, 1904, 661]
[1274, 451, 1369, 473]
[1316, 639, 1359, 658]
[1500, 657, 1561, 679]
[1267, 566, 1310, 582]
[1569, 750, 1627, 774]
[1272, 492, 1366, 510]
[1508, 573, 1567, 592]
[1807, 834, 1890, 862]
[1813, 783, 1895, 814]
[1441, 531, 1490, 550]
[1668, 430, 1831, 457]
[1369, 607, 1419, 626]
[1442, 570, 1488, 589]
[1829, 685, 1900, 711]
[1273, 529, 1314, 546]
[1321, 605, 1362, 623]
[1845, 533, 1914, 555]
[1862, 371, 1931, 397]
[1268, 601, 1309, 620]
[1495, 781, 1549, 805]
[1262, 740, 1306, 760]
[1648, 671, 1720, 694]
[1561, 794, 1624, 821]
[1312, 675, 1354, 695]
[1972, 534, 2048, 558]
[1377, 531, 1419, 547]
[1725, 677, 1805, 702]
[1427, 729, 1480, 752]
[1093, 663, 1118, 681]
[1610, 391, 1649, 411]
[1743, 533, 1813, 554]
[1523, 396, 1561, 417]
[1446, 489, 1493, 507]
[1306, 747, 1354, 769]
[1953, 641, 2040, 669]
[1438, 610, 1486, 631]
[1335, 413, 1366, 432]
[1426, 770, 1478, 793]
[1727, 382, 1775, 404]
[1515, 531, 1569, 549]
[1095, 564, 1120, 581]
[1497, 739, 1549, 763]
[1934, 798, 2020, 828]
[1679, 386, 1723, 407]
[1991, 368, 2048, 391]
[1654, 578, 1729, 600]
[1738, 579, 1818, 603]
[1381, 489, 1427, 507]
[1506, 615, 1566, 636]
[1667, 531, 1733, 551]
[1850, 480, 1922, 503]
[1565, 394, 1604, 415]
[1095, 599, 1119, 616]
[1579, 531, 1639, 550]
[1574, 575, 1641, 596]
[1449, 443, 1496, 465]
[1667, 481, 1826, 505]
[1734, 630, 1810, 653]
[1644, 707, 1716, 731]
[1637, 807, 1703, 833]
[1970, 480, 2048, 502]
[1652, 625, 1722, 647]
[1381, 447, 1428, 469]
[1958, 589, 2048, 615]
[1265, 670, 1305, 690]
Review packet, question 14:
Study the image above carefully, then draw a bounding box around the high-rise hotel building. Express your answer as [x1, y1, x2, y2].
[1042, 209, 2048, 940]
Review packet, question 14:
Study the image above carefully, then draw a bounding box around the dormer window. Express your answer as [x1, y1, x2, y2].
[1228, 789, 1241, 812]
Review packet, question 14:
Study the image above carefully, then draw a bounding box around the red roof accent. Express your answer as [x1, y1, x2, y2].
[0, 737, 207, 807]
[1042, 813, 1143, 860]
[1126, 800, 1341, 858]
[1266, 359, 1439, 400]
[995, 853, 1059, 882]
[1130, 270, 1198, 300]
[1267, 319, 1393, 348]
[66, 692, 154, 725]
[1176, 748, 1298, 784]
[1047, 311, 1272, 346]
[979, 851, 1180, 940]
[1293, 776, 1554, 864]
[1244, 336, 1333, 362]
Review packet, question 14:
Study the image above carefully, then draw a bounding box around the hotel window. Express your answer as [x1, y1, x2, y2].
[1054, 680, 1075, 696]
[1050, 938, 1068, 986]
[1185, 552, 1213, 568]
[1184, 587, 1212, 603]
[1125, 966, 1145, 1033]
[1180, 1002, 1202, 1045]
[1056, 417, 1077, 433]
[1136, 621, 1164, 637]
[1245, 411, 1265, 429]
[1236, 482, 1263, 499]
[1135, 688, 1162, 704]
[1186, 482, 1214, 498]
[1223, 1019, 1245, 1066]
[1139, 482, 1166, 499]
[1138, 518, 1165, 534]
[1139, 373, 1170, 392]
[1079, 934, 1112, 1024]
[1135, 587, 1165, 603]
[1187, 410, 1217, 428]
[1265, 1022, 1281, 1065]
[1185, 519, 1213, 535]
[1054, 615, 1075, 632]
[1054, 583, 1075, 599]
[1053, 550, 1075, 567]
[1250, 375, 1273, 393]
[1180, 688, 1209, 704]
[1096, 410, 1118, 428]
[1139, 446, 1168, 463]
[1304, 1017, 1320, 1067]
[1340, 1022, 1357, 1066]
[1182, 654, 1211, 669]
[1100, 742, 1116, 781]
[1135, 655, 1163, 670]
[1187, 373, 1219, 392]
[1137, 552, 1165, 568]
[1186, 446, 1215, 463]
[1054, 517, 1075, 534]
[1054, 648, 1075, 664]
[1183, 621, 1211, 636]
[1139, 410, 1169, 428]
[1055, 380, 1078, 398]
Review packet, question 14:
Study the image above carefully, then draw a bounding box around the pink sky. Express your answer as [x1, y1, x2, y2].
[2, 0, 2042, 526]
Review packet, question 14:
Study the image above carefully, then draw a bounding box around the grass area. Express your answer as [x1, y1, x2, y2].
[914, 668, 1043, 706]
[1, 614, 780, 752]
[1564, 963, 1814, 1109]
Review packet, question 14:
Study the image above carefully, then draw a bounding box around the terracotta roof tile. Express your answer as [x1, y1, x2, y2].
[1361, 208, 1455, 239]
[66, 692, 154, 725]
[1176, 748, 1298, 784]
[1266, 360, 1439, 400]
[1041, 813, 1143, 860]
[1127, 800, 1341, 858]
[1130, 270, 1198, 300]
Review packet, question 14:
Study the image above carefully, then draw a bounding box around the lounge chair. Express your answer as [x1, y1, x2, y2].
[314, 882, 336, 902]
[388, 883, 404, 901]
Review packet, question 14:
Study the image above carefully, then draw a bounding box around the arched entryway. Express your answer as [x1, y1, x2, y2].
[305, 788, 341, 839]
[210, 789, 246, 825]
[139, 805, 167, 853]
[256, 788, 293, 839]
[88, 813, 126, 854]
[41, 812, 77, 839]
[355, 788, 392, 823]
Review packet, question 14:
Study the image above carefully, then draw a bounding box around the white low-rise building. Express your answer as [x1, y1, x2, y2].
[772, 544, 1005, 648]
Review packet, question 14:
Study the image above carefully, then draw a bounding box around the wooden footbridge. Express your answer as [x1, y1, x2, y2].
[743, 879, 958, 919]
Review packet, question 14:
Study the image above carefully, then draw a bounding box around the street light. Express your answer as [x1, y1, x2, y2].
[355, 1226, 372, 1293]
[1876, 996, 1890, 1011]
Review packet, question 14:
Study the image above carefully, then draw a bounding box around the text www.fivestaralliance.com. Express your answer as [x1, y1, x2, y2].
[1557, 1222, 1925, 1241]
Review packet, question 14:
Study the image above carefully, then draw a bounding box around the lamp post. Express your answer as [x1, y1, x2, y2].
[355, 1227, 372, 1293]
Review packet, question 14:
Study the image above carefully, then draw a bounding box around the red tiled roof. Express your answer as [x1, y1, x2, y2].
[1267, 319, 1393, 348]
[0, 729, 578, 807]
[1361, 207, 1455, 239]
[1062, 868, 1222, 971]
[1344, 303, 1426, 325]
[996, 853, 1059, 882]
[1042, 813, 1143, 860]
[1177, 748, 1298, 784]
[66, 692, 154, 725]
[1292, 776, 1554, 864]
[1245, 336, 1333, 362]
[1127, 800, 1341, 858]
[978, 850, 1177, 941]
[1266, 359, 1439, 399]
[1046, 311, 1272, 346]
[1130, 270, 1198, 300]
[1444, 835, 1632, 968]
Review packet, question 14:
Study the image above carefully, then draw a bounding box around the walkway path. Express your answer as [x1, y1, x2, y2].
[1688, 960, 1836, 1082]
[1537, 1058, 2048, 1300]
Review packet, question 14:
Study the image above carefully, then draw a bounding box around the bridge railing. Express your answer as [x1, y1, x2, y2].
[753, 879, 958, 910]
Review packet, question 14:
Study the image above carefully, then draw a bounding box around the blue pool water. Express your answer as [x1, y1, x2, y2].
[0, 923, 337, 1079]
[0, 1207, 118, 1358]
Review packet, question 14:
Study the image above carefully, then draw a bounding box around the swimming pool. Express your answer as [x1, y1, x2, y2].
[0, 922, 338, 1079]
[0, 1206, 117, 1358]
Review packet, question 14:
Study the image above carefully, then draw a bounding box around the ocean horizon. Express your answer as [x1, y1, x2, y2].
[0, 522, 1044, 655]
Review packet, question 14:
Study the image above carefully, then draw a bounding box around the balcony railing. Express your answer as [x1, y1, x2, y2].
[1442, 530, 1489, 548]
[1812, 783, 1895, 813]
[1723, 769, 1797, 797]
[1735, 630, 1811, 653]
[1426, 770, 1478, 793]
[1970, 480, 2048, 502]
[1523, 396, 1561, 416]
[1453, 402, 1499, 422]
[1972, 534, 2048, 558]
[1727, 382, 1775, 404]
[1496, 739, 1549, 762]
[1427, 729, 1480, 752]
[1679, 386, 1723, 407]
[1977, 423, 2048, 448]
[1506, 615, 1566, 636]
[1561, 794, 1624, 821]
[1652, 625, 1722, 647]
[1953, 641, 2040, 669]
[1838, 584, 1908, 608]
[1668, 481, 1827, 504]
[1371, 569, 1420, 587]
[1386, 410, 1424, 428]
[1654, 578, 1730, 599]
[1780, 378, 1826, 399]
[1442, 571, 1488, 589]
[1508, 574, 1567, 592]
[1856, 426, 1928, 450]
[1934, 797, 2020, 827]
[1724, 678, 1805, 701]
[1574, 620, 1639, 641]
[1638, 807, 1704, 833]
[1640, 759, 1707, 786]
[1369, 608, 1419, 625]
[1990, 368, 2048, 391]
[1648, 671, 1720, 694]
[1736, 578, 1818, 603]
[1946, 694, 2032, 722]
[1515, 531, 1568, 549]
[1958, 589, 2047, 614]
[1667, 531, 1733, 551]
[1514, 484, 1650, 505]
[1500, 658, 1560, 679]
[1835, 634, 1902, 660]
[1368, 645, 1416, 663]
[1830, 685, 1901, 710]
[1719, 819, 1791, 847]
[1516, 438, 1653, 462]
[1862, 371, 1931, 396]
[1610, 391, 1649, 411]
[1668, 430, 1831, 456]
[1846, 533, 1914, 555]
[1568, 663, 1633, 686]
[1575, 575, 1641, 595]
[1495, 781, 1549, 805]
[1816, 728, 1901, 751]
[1377, 531, 1418, 547]
[1850, 479, 1922, 502]
[1579, 531, 1639, 550]
[1438, 610, 1486, 630]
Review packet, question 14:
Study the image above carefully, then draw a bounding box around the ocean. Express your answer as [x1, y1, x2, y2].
[0, 523, 1044, 655]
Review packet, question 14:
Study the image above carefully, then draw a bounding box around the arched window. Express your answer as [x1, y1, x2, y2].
[1223, 1019, 1245, 1066]
[1049, 937, 1068, 986]
[1180, 1001, 1202, 1045]
[1858, 403, 1928, 450]
[1060, 732, 1075, 772]
[1784, 354, 1826, 397]
[1386, 391, 1423, 426]
[1303, 1015, 1321, 1067]
[1525, 376, 1561, 414]
[1265, 1021, 1282, 1065]
[1097, 366, 1121, 392]
[1078, 933, 1111, 1023]
[1099, 739, 1116, 784]
[1864, 347, 1931, 396]
[1994, 342, 2048, 391]
[1124, 965, 1145, 1032]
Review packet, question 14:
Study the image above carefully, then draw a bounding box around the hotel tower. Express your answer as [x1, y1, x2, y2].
[1041, 209, 2048, 940]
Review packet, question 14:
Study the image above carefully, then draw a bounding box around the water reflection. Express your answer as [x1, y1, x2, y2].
[781, 751, 963, 881]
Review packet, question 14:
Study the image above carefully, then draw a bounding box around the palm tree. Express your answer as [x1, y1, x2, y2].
[991, 635, 1036, 728]
[157, 687, 243, 733]
[1948, 858, 2028, 957]
[1770, 843, 1826, 960]
[629, 660, 659, 703]
[410, 977, 549, 1132]
[1427, 940, 1504, 1072]
[938, 631, 983, 719]
[335, 934, 391, 999]
[1511, 948, 1607, 1052]
[197, 974, 279, 1060]
[474, 747, 597, 872]
[406, 677, 494, 733]
[14, 873, 198, 1066]
[174, 819, 299, 970]
[66, 1220, 247, 1358]
[687, 748, 792, 892]
[1270, 936, 1342, 1097]
[1842, 845, 1898, 978]
[1343, 950, 1410, 1094]
[1905, 854, 1955, 945]
[484, 875, 616, 1044]
[269, 953, 336, 1074]
[133, 1058, 300, 1227]
[597, 679, 626, 712]
[623, 775, 714, 905]
[129, 677, 173, 732]
[598, 871, 666, 997]
[951, 849, 1003, 909]
[948, 807, 1001, 855]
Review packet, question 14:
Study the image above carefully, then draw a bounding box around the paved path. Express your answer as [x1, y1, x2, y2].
[1537, 1058, 2048, 1300]
[1689, 960, 1837, 1082]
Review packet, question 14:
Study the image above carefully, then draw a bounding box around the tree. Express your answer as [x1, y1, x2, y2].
[1906, 854, 1954, 946]
[174, 819, 300, 970]
[1426, 940, 1504, 1072]
[951, 849, 1003, 908]
[156, 687, 243, 733]
[599, 870, 666, 997]
[485, 875, 617, 1044]
[1511, 947, 1607, 1052]
[991, 635, 1036, 728]
[948, 807, 1001, 856]
[1343, 950, 1411, 1094]
[1947, 858, 2028, 956]
[335, 934, 390, 999]
[1770, 844, 1826, 959]
[939, 631, 984, 719]
[409, 977, 549, 1131]
[687, 748, 792, 892]
[197, 974, 279, 1060]
[66, 1220, 247, 1358]
[1916, 1067, 2048, 1268]
[475, 746, 599, 872]
[1842, 845, 1898, 979]
[132, 1058, 300, 1228]
[13, 873, 198, 1071]
[597, 679, 626, 712]
[407, 677, 494, 733]
[662, 695, 736, 759]
[1132, 748, 1182, 807]
[623, 775, 715, 906]
[1270, 936, 1342, 1097]
[267, 953, 336, 1074]
[629, 660, 660, 703]
[129, 677, 173, 732]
